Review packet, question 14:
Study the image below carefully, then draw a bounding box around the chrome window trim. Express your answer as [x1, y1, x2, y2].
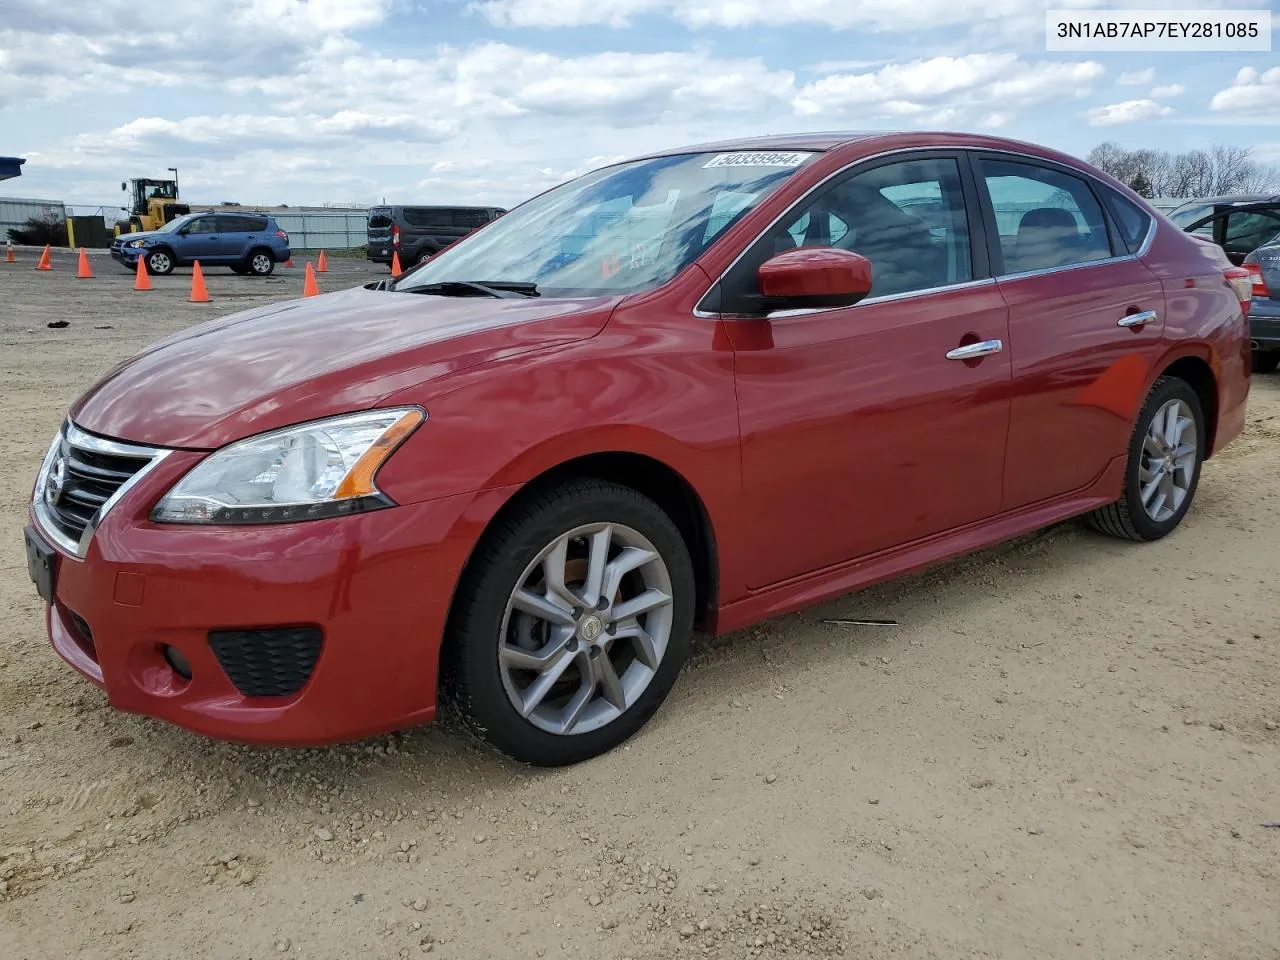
[32, 420, 171, 560]
[691, 143, 1159, 319]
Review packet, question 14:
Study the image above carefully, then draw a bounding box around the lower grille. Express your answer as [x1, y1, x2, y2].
[208, 627, 324, 698]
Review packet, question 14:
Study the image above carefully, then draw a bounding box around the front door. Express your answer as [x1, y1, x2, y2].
[181, 215, 225, 262]
[716, 153, 1014, 588]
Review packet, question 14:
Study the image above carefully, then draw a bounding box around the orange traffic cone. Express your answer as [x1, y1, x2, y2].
[76, 247, 94, 279]
[5, 240, 15, 263]
[316, 250, 328, 273]
[36, 244, 52, 271]
[302, 262, 319, 297]
[284, 256, 294, 268]
[189, 261, 210, 302]
[133, 255, 152, 291]
[390, 251, 402, 278]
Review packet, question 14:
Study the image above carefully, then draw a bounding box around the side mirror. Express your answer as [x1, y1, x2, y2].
[757, 248, 873, 312]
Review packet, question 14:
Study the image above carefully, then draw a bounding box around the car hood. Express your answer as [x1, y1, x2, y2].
[114, 229, 169, 244]
[69, 285, 614, 449]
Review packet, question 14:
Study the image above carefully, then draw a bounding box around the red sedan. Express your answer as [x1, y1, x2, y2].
[25, 132, 1252, 766]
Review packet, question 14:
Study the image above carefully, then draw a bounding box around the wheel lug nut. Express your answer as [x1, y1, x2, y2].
[606, 624, 616, 635]
[596, 597, 609, 610]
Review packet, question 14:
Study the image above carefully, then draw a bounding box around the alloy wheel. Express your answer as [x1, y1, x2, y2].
[1139, 398, 1197, 523]
[498, 522, 674, 736]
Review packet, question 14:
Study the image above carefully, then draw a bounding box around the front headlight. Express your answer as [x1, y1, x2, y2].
[151, 408, 425, 525]
[129, 239, 148, 248]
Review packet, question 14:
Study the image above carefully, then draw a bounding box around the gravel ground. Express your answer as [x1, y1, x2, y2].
[2, 250, 1279, 960]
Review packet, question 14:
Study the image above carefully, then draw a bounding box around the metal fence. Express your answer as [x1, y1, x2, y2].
[1, 197, 67, 239]
[271, 211, 368, 251]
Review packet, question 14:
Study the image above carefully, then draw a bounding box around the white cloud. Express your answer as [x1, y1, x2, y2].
[1086, 99, 1174, 126]
[0, 0, 391, 107]
[1150, 84, 1185, 98]
[1118, 68, 1156, 86]
[793, 54, 1104, 120]
[1210, 66, 1280, 119]
[473, 0, 1262, 33]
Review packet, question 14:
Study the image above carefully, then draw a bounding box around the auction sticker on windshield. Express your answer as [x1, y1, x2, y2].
[703, 152, 812, 168]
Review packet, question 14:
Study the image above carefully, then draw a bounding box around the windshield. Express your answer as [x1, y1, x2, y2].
[1168, 203, 1212, 228]
[394, 151, 816, 297]
[156, 214, 193, 233]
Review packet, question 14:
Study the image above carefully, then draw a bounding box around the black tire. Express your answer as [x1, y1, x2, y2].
[1253, 352, 1280, 374]
[1086, 376, 1205, 542]
[441, 479, 695, 766]
[245, 248, 275, 276]
[145, 247, 175, 275]
[410, 248, 436, 268]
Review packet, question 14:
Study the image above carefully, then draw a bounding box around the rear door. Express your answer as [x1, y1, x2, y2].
[223, 214, 267, 262]
[973, 153, 1166, 512]
[367, 207, 394, 260]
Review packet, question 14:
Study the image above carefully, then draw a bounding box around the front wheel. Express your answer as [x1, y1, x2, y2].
[1253, 352, 1280, 374]
[146, 248, 175, 275]
[1086, 376, 1205, 542]
[441, 480, 694, 766]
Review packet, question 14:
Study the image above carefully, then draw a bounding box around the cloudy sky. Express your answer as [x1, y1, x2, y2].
[2, 0, 1277, 209]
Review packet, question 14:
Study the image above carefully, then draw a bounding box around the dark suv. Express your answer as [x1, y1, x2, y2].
[1168, 194, 1280, 265]
[366, 205, 505, 268]
[110, 212, 291, 276]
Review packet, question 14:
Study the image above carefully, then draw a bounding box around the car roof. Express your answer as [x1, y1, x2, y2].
[628, 130, 1087, 168]
[1173, 194, 1280, 209]
[636, 131, 889, 158]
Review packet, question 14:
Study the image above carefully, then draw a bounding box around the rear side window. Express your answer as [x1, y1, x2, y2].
[979, 158, 1113, 274]
[403, 208, 450, 228]
[1103, 190, 1153, 254]
[368, 209, 393, 229]
[222, 215, 267, 233]
[451, 209, 491, 229]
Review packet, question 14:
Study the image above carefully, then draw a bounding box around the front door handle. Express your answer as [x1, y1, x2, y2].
[946, 339, 1004, 361]
[1118, 309, 1158, 328]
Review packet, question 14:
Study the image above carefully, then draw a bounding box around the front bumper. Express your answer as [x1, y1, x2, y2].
[1249, 297, 1280, 350]
[26, 445, 483, 746]
[110, 245, 143, 265]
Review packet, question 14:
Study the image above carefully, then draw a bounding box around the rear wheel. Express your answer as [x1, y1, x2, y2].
[145, 248, 175, 275]
[1086, 376, 1204, 542]
[1253, 352, 1280, 374]
[441, 480, 694, 766]
[246, 249, 275, 276]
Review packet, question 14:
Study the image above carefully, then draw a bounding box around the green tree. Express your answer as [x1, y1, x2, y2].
[1128, 171, 1154, 198]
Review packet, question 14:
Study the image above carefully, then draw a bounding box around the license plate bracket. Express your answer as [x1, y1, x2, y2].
[24, 525, 57, 604]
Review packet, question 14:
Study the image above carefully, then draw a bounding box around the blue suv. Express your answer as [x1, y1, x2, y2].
[111, 212, 291, 276]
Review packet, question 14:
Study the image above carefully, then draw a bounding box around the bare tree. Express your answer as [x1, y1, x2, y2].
[1085, 141, 1279, 198]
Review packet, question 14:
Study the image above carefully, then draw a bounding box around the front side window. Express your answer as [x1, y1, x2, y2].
[716, 155, 974, 311]
[980, 158, 1113, 274]
[394, 151, 817, 297]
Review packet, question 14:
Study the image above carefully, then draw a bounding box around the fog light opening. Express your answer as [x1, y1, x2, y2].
[162, 645, 192, 680]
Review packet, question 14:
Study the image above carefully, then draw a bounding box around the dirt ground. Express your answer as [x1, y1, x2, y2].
[2, 249, 1278, 960]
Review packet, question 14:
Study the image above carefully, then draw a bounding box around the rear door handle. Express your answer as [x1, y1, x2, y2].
[1118, 309, 1158, 328]
[946, 339, 1004, 361]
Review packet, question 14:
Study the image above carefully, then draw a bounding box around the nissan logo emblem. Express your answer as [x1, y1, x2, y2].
[45, 456, 67, 507]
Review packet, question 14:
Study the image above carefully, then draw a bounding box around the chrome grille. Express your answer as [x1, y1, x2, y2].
[33, 422, 168, 557]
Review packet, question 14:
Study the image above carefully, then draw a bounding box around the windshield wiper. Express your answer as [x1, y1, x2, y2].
[397, 280, 539, 299]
